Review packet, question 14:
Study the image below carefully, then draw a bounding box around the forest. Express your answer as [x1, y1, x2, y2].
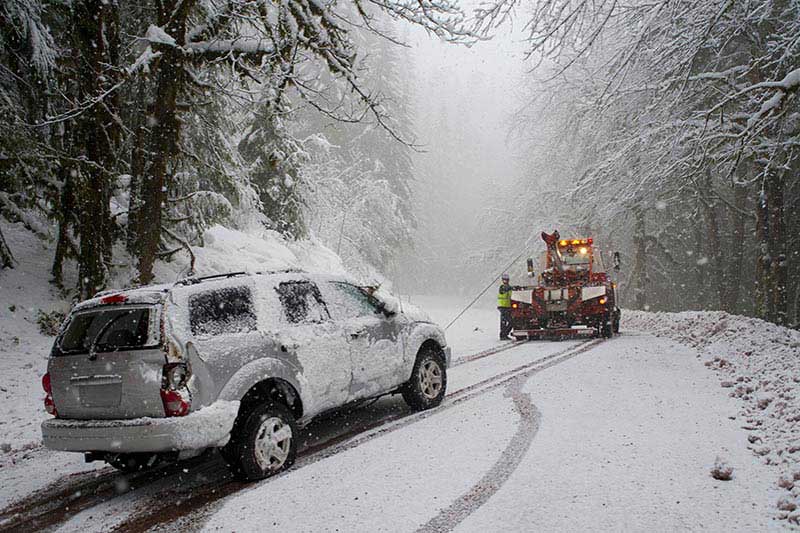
[0, 0, 432, 299]
[506, 0, 800, 326]
[1, 0, 799, 327]
[405, 0, 800, 327]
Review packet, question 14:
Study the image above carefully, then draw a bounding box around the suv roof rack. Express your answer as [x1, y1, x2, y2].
[175, 269, 307, 287]
[176, 272, 248, 286]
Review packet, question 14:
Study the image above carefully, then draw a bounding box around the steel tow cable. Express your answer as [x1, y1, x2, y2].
[444, 236, 536, 331]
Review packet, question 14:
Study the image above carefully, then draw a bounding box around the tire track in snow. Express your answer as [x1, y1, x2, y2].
[416, 379, 539, 533]
[417, 340, 603, 533]
[450, 340, 527, 367]
[115, 339, 602, 533]
[0, 338, 600, 533]
[0, 453, 217, 533]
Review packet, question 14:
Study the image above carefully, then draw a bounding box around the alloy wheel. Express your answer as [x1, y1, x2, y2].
[253, 416, 293, 472]
[419, 359, 443, 400]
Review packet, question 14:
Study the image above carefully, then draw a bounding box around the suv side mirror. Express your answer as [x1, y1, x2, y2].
[613, 252, 621, 271]
[373, 301, 396, 318]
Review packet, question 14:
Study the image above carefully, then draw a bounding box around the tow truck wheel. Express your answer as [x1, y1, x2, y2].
[601, 315, 613, 338]
[612, 311, 620, 334]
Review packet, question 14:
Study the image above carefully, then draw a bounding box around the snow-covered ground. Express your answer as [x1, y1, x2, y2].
[2, 222, 799, 530]
[193, 334, 782, 532]
[625, 311, 800, 524]
[408, 294, 505, 356]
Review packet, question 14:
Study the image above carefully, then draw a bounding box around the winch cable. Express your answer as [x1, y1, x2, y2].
[444, 245, 532, 331]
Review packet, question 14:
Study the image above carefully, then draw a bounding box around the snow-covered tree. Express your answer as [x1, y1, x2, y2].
[503, 0, 800, 324]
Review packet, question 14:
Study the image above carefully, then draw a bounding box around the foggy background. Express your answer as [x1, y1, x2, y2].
[392, 27, 537, 299]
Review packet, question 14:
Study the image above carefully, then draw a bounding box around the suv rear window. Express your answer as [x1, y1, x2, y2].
[58, 307, 153, 355]
[189, 285, 257, 337]
[275, 281, 330, 323]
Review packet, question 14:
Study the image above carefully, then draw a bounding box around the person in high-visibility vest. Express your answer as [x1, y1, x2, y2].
[498, 273, 522, 340]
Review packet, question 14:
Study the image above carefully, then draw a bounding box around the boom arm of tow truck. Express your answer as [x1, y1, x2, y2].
[541, 230, 565, 273]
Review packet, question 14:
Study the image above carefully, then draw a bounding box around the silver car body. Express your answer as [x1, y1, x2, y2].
[41, 272, 450, 454]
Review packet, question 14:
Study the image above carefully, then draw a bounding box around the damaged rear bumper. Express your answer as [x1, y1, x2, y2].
[41, 400, 239, 453]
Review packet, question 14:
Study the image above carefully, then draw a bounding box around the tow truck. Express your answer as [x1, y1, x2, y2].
[509, 230, 621, 339]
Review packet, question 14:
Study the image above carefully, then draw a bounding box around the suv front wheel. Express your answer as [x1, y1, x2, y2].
[402, 347, 447, 411]
[224, 402, 298, 481]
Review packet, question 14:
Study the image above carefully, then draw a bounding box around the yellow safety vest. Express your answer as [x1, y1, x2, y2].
[497, 285, 512, 308]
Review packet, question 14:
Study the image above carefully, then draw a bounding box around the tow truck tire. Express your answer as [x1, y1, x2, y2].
[601, 314, 613, 338]
[613, 311, 621, 334]
[402, 347, 447, 411]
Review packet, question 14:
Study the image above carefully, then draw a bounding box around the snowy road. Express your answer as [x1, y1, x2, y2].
[0, 300, 786, 531]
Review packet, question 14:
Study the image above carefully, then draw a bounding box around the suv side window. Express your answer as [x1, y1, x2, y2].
[326, 282, 376, 319]
[189, 286, 257, 337]
[275, 281, 330, 324]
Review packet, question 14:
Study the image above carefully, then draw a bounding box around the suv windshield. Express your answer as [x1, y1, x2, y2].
[58, 307, 153, 355]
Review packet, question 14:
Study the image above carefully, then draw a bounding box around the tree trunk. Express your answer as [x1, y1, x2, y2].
[722, 181, 748, 313]
[691, 216, 706, 310]
[699, 170, 724, 310]
[0, 223, 14, 269]
[766, 171, 788, 325]
[755, 186, 768, 319]
[127, 80, 150, 255]
[72, 0, 121, 299]
[134, 0, 194, 284]
[52, 164, 76, 287]
[631, 209, 648, 310]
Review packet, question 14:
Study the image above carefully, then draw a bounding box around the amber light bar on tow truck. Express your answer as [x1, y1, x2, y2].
[558, 238, 593, 247]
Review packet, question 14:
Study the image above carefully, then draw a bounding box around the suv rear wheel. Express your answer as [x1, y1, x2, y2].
[224, 401, 298, 481]
[402, 347, 447, 411]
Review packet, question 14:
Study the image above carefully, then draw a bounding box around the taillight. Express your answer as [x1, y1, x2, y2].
[100, 293, 128, 305]
[42, 373, 57, 417]
[160, 363, 191, 417]
[160, 389, 190, 417]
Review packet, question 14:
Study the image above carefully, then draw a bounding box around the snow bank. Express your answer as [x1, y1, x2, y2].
[624, 310, 800, 523]
[152, 225, 347, 282]
[0, 221, 70, 454]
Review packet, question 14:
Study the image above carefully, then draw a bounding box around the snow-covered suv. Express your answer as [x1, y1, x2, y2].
[41, 271, 450, 480]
